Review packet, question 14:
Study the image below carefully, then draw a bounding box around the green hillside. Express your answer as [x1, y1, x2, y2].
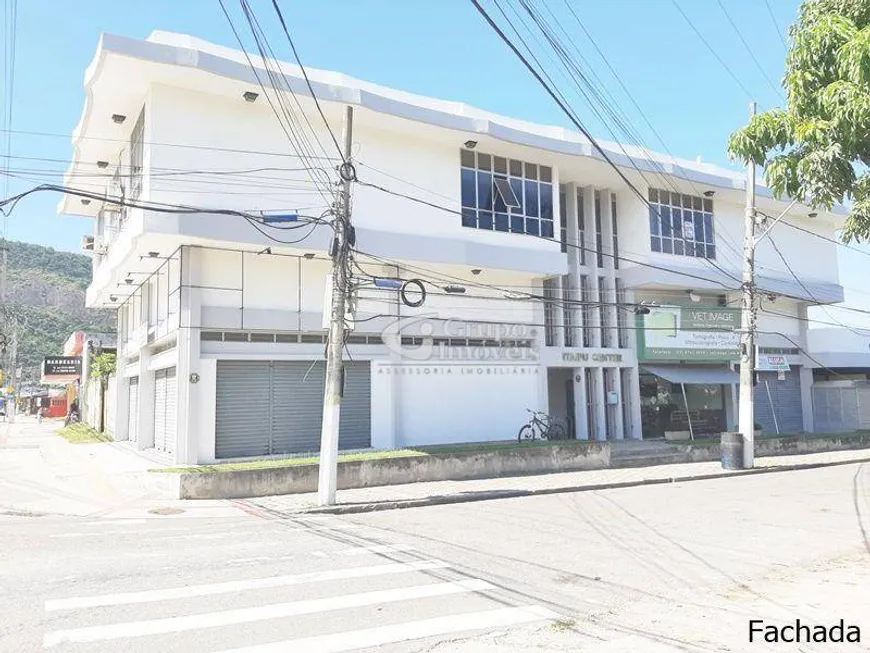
[1, 240, 116, 385]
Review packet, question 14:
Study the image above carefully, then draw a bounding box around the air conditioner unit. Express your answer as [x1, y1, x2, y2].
[717, 294, 728, 307]
[81, 235, 95, 252]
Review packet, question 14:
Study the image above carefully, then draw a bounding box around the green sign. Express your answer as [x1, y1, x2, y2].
[637, 306, 741, 361]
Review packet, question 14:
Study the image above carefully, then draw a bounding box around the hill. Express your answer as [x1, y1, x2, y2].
[2, 240, 116, 385]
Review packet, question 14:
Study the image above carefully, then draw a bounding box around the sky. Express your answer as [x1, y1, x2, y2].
[1, 0, 868, 327]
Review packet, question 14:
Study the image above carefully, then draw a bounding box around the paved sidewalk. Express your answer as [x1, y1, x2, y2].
[0, 417, 239, 519]
[244, 447, 870, 516]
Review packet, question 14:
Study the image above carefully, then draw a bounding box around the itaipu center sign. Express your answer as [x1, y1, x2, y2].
[636, 306, 741, 362]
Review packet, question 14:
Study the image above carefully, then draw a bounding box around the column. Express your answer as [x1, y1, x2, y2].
[564, 182, 583, 345]
[582, 186, 602, 348]
[573, 368, 588, 440]
[136, 347, 155, 451]
[176, 247, 202, 464]
[611, 368, 625, 439]
[114, 372, 130, 441]
[593, 367, 607, 440]
[626, 366, 643, 440]
[600, 190, 619, 349]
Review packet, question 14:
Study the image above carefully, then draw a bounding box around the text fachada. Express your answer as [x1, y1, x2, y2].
[750, 619, 860, 643]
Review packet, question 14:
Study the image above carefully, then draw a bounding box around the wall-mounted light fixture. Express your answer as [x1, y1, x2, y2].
[464, 140, 478, 149]
[303, 253, 316, 259]
[243, 91, 259, 103]
[808, 212, 818, 218]
[80, 199, 91, 206]
[96, 161, 109, 169]
[471, 268, 482, 276]
[111, 114, 126, 124]
[686, 290, 701, 303]
[703, 190, 715, 198]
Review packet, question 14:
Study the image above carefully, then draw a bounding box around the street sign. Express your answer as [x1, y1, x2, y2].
[42, 356, 82, 383]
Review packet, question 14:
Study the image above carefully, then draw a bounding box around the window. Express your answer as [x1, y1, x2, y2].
[649, 188, 715, 259]
[611, 195, 620, 270]
[460, 150, 554, 238]
[594, 191, 604, 268]
[130, 108, 145, 200]
[598, 277, 610, 347]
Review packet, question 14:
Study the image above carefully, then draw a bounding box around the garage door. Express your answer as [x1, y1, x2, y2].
[754, 370, 804, 433]
[153, 367, 177, 455]
[128, 377, 139, 443]
[215, 360, 371, 459]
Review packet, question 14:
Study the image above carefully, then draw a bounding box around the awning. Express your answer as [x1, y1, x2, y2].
[642, 365, 739, 385]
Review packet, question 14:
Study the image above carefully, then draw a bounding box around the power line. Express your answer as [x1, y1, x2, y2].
[269, 0, 345, 163]
[763, 0, 789, 50]
[714, 0, 784, 99]
[670, 0, 754, 99]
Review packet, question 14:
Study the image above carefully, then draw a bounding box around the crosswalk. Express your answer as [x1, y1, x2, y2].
[40, 517, 558, 652]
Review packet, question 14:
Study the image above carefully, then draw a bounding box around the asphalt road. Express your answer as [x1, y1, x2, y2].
[1, 462, 869, 652]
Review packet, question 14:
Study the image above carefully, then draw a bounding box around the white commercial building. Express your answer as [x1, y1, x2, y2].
[62, 32, 845, 464]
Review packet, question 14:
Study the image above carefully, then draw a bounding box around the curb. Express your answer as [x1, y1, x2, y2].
[300, 456, 870, 515]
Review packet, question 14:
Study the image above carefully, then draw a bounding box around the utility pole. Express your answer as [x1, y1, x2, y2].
[738, 101, 757, 469]
[8, 327, 17, 424]
[317, 105, 354, 506]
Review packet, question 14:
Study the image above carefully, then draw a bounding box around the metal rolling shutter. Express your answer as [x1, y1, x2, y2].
[216, 361, 271, 459]
[162, 368, 177, 456]
[754, 370, 804, 434]
[153, 369, 168, 454]
[128, 377, 139, 443]
[272, 361, 326, 454]
[339, 361, 372, 450]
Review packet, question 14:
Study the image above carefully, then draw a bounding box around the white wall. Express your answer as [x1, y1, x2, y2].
[394, 365, 542, 446]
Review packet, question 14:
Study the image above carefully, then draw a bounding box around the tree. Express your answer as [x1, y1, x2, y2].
[90, 352, 117, 384]
[728, 0, 870, 241]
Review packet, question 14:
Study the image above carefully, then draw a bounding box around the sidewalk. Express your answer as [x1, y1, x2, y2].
[243, 447, 870, 516]
[0, 417, 238, 519]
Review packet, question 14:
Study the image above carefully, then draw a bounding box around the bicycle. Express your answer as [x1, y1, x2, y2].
[517, 409, 568, 442]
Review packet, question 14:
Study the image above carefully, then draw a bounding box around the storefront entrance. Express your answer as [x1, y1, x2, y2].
[640, 365, 737, 439]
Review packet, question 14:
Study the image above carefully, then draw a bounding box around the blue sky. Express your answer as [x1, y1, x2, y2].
[2, 0, 867, 326]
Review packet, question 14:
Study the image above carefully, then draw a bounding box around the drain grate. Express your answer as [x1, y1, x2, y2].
[148, 507, 185, 516]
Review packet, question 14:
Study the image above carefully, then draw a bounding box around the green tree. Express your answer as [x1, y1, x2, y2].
[728, 0, 870, 241]
[90, 352, 117, 383]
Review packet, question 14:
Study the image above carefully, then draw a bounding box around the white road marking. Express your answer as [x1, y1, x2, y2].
[223, 545, 413, 567]
[45, 559, 450, 611]
[214, 605, 558, 653]
[42, 579, 493, 647]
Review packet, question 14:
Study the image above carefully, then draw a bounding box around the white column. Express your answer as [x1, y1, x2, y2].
[564, 182, 582, 346]
[136, 347, 155, 451]
[115, 372, 130, 441]
[371, 361, 396, 450]
[176, 247, 203, 464]
[600, 190, 619, 348]
[625, 366, 643, 440]
[573, 368, 588, 440]
[611, 368, 625, 439]
[593, 367, 607, 440]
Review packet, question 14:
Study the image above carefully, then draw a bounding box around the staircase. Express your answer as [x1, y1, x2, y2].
[609, 439, 690, 468]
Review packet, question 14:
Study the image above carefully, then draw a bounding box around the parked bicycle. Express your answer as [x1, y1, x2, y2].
[517, 409, 568, 442]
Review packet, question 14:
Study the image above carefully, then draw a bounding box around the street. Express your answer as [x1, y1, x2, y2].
[1, 425, 868, 652]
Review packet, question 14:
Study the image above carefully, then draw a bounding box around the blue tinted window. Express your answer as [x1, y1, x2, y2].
[674, 240, 684, 255]
[461, 169, 476, 208]
[660, 207, 672, 237]
[703, 214, 713, 244]
[706, 244, 716, 259]
[477, 172, 492, 211]
[495, 213, 509, 232]
[662, 238, 673, 254]
[539, 184, 553, 220]
[461, 208, 477, 228]
[541, 220, 554, 238]
[649, 206, 659, 235]
[510, 214, 524, 233]
[693, 211, 704, 243]
[651, 236, 661, 252]
[478, 211, 493, 230]
[524, 181, 539, 218]
[525, 218, 540, 236]
[672, 208, 682, 238]
[510, 178, 524, 213]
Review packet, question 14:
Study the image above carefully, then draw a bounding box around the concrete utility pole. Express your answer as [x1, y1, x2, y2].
[738, 101, 757, 469]
[318, 105, 354, 506]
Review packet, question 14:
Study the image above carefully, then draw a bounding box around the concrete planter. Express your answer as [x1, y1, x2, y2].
[175, 441, 611, 500]
[664, 431, 692, 441]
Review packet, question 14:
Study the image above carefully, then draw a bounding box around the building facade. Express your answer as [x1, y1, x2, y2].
[61, 32, 845, 464]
